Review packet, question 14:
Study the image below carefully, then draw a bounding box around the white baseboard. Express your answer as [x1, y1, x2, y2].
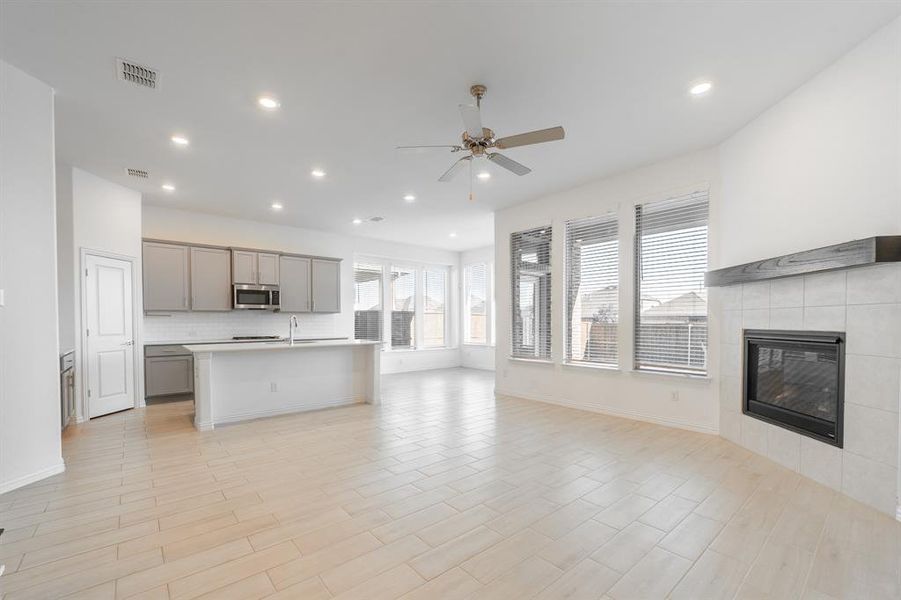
[495, 388, 719, 435]
[208, 397, 362, 428]
[0, 460, 66, 495]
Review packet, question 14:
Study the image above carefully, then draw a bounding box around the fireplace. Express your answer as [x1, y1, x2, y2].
[743, 330, 845, 447]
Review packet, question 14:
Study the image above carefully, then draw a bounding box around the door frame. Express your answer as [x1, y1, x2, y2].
[78, 248, 143, 421]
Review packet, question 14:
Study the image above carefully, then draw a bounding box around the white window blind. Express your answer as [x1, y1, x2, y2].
[391, 267, 416, 348]
[353, 263, 383, 341]
[565, 214, 619, 366]
[464, 263, 489, 344]
[511, 226, 552, 360]
[423, 268, 447, 348]
[634, 191, 709, 374]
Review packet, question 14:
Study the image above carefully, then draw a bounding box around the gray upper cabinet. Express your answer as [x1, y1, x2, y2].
[232, 250, 257, 284]
[258, 253, 279, 285]
[311, 259, 341, 313]
[232, 250, 279, 285]
[143, 242, 190, 311]
[278, 256, 311, 312]
[190, 247, 231, 311]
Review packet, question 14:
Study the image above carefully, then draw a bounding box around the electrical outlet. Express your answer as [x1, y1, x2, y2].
[270, 382, 277, 392]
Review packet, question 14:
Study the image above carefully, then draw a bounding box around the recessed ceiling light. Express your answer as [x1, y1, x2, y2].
[270, 202, 283, 211]
[352, 218, 363, 225]
[258, 96, 280, 109]
[161, 183, 175, 192]
[170, 135, 189, 146]
[689, 81, 713, 96]
[311, 168, 326, 178]
[403, 194, 416, 203]
[476, 171, 491, 180]
[449, 232, 458, 238]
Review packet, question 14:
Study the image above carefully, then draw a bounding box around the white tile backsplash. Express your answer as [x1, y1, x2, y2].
[143, 311, 345, 343]
[716, 264, 901, 517]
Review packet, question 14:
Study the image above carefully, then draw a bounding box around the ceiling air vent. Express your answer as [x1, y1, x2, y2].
[116, 58, 158, 89]
[126, 168, 149, 179]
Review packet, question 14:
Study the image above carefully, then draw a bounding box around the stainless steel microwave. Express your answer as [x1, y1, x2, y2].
[233, 284, 280, 310]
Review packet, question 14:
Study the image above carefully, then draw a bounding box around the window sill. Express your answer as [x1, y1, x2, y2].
[384, 346, 457, 353]
[562, 361, 620, 372]
[630, 368, 712, 382]
[507, 356, 554, 365]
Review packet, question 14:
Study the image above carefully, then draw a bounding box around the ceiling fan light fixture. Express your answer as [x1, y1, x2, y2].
[476, 171, 491, 180]
[352, 218, 363, 225]
[403, 194, 416, 203]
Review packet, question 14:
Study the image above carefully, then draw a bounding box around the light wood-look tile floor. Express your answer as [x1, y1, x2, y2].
[2, 367, 900, 599]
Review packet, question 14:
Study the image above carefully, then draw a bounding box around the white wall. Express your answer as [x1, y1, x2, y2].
[0, 60, 64, 493]
[460, 245, 496, 371]
[58, 166, 144, 419]
[142, 206, 463, 374]
[715, 17, 901, 268]
[494, 150, 720, 433]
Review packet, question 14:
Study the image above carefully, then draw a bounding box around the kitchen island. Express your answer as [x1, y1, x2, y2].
[184, 339, 380, 430]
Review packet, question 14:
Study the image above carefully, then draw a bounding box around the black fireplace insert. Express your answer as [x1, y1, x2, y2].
[743, 329, 844, 447]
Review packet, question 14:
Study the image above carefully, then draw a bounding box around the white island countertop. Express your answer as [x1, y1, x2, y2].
[184, 339, 380, 353]
[189, 338, 381, 430]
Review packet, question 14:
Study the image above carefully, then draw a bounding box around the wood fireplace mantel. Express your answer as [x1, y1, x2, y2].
[705, 236, 901, 287]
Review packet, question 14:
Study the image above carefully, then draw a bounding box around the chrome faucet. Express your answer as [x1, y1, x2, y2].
[288, 315, 299, 346]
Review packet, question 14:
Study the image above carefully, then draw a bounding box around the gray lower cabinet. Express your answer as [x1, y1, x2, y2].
[145, 346, 194, 398]
[143, 242, 190, 311]
[312, 258, 341, 313]
[190, 247, 231, 311]
[279, 255, 311, 312]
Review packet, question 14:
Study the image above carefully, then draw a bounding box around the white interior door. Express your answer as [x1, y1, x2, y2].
[84, 254, 135, 418]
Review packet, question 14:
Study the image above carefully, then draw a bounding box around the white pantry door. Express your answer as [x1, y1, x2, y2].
[84, 254, 136, 418]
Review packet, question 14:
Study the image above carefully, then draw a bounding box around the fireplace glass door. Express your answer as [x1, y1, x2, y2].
[743, 330, 844, 447]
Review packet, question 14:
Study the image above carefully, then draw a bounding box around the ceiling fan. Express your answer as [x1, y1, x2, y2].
[397, 84, 565, 182]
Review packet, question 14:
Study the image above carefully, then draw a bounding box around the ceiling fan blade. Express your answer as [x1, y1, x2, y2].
[438, 156, 472, 182]
[495, 126, 565, 149]
[459, 104, 484, 138]
[396, 145, 463, 152]
[488, 153, 531, 176]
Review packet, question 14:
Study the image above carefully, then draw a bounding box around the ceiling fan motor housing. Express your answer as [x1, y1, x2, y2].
[462, 128, 495, 155]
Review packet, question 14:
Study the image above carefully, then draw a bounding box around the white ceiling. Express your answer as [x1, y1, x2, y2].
[2, 2, 898, 251]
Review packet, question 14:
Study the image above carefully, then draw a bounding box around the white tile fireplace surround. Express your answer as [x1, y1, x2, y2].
[716, 263, 901, 516]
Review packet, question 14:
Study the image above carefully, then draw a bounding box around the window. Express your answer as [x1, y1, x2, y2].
[511, 226, 552, 360]
[353, 263, 383, 341]
[634, 190, 709, 374]
[565, 214, 618, 366]
[464, 263, 489, 344]
[391, 267, 416, 348]
[423, 268, 447, 347]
